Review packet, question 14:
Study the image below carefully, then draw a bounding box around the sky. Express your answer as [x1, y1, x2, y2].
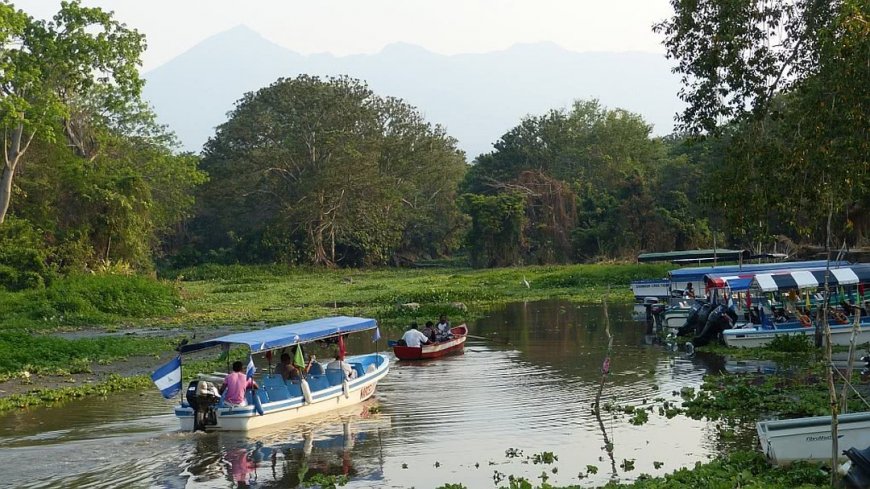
[14, 0, 674, 71]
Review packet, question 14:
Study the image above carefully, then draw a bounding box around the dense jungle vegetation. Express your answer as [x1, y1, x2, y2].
[1, 1, 867, 294]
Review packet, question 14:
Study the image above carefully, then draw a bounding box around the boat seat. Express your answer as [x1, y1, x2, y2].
[261, 374, 291, 401]
[307, 375, 330, 391]
[350, 363, 365, 378]
[255, 389, 270, 404]
[325, 369, 346, 386]
[308, 362, 324, 376]
[286, 382, 303, 399]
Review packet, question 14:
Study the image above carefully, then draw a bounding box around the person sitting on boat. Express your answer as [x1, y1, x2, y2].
[422, 321, 437, 342]
[326, 354, 357, 379]
[278, 351, 315, 382]
[401, 322, 430, 347]
[435, 315, 452, 341]
[684, 282, 696, 299]
[220, 361, 258, 407]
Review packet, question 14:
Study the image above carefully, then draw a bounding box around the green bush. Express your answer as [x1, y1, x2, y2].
[0, 274, 181, 328]
[0, 217, 53, 291]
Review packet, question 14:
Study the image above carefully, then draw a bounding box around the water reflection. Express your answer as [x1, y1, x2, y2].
[0, 299, 735, 488]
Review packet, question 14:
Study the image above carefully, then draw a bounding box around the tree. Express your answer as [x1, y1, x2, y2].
[194, 75, 466, 267]
[0, 0, 146, 224]
[656, 0, 869, 246]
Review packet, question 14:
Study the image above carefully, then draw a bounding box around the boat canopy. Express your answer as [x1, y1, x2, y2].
[179, 316, 377, 354]
[704, 263, 853, 292]
[638, 249, 748, 263]
[703, 274, 754, 292]
[669, 260, 847, 286]
[750, 264, 870, 292]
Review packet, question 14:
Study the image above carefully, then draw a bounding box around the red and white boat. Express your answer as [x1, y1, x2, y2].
[393, 325, 468, 360]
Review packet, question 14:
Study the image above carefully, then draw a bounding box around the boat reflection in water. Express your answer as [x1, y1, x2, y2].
[184, 405, 386, 488]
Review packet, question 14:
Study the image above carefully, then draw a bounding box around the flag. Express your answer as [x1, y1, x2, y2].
[372, 327, 381, 342]
[293, 345, 305, 369]
[338, 334, 346, 360]
[246, 354, 256, 379]
[151, 356, 182, 399]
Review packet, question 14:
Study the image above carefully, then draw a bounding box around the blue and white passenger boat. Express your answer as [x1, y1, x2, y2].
[722, 265, 870, 348]
[162, 316, 389, 432]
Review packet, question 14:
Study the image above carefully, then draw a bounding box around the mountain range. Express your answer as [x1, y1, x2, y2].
[142, 25, 683, 160]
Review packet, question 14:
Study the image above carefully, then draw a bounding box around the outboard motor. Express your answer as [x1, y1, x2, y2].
[186, 380, 220, 431]
[645, 300, 665, 333]
[692, 305, 733, 347]
[844, 445, 870, 489]
[677, 301, 712, 337]
[861, 355, 870, 382]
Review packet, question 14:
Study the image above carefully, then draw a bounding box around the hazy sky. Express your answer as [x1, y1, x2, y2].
[15, 0, 673, 71]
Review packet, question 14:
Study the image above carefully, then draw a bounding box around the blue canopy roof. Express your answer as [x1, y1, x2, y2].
[179, 316, 377, 354]
[668, 260, 847, 285]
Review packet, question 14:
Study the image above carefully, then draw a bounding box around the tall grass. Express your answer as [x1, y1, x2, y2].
[0, 273, 181, 330]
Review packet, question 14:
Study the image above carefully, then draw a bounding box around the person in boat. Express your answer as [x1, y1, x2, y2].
[422, 321, 437, 343]
[219, 360, 258, 407]
[401, 322, 430, 347]
[278, 351, 315, 382]
[326, 354, 357, 379]
[435, 315, 452, 341]
[684, 282, 696, 299]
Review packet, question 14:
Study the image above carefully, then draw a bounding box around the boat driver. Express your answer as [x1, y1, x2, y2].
[401, 322, 430, 347]
[220, 360, 258, 407]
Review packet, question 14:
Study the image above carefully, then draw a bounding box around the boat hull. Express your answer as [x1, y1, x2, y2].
[393, 325, 467, 360]
[175, 354, 389, 432]
[723, 318, 870, 348]
[758, 411, 870, 464]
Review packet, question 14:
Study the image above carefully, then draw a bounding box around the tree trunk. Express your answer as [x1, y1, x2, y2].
[0, 124, 29, 224]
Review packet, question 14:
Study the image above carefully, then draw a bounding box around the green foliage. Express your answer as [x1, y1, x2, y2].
[0, 374, 153, 412]
[655, 0, 870, 246]
[601, 450, 828, 489]
[0, 273, 180, 328]
[461, 193, 526, 267]
[0, 331, 172, 377]
[0, 217, 52, 290]
[192, 75, 466, 268]
[765, 334, 815, 353]
[302, 473, 348, 488]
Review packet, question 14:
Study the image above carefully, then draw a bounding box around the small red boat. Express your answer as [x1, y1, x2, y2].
[393, 324, 468, 360]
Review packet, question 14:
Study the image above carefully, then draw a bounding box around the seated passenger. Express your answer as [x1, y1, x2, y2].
[401, 322, 429, 347]
[422, 321, 436, 342]
[684, 282, 696, 299]
[219, 360, 258, 407]
[435, 315, 452, 341]
[278, 351, 315, 382]
[326, 354, 356, 379]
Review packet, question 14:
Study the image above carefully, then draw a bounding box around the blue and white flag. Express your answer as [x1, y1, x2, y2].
[372, 327, 381, 342]
[151, 356, 182, 399]
[246, 354, 256, 379]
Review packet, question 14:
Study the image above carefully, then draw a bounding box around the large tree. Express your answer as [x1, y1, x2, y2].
[194, 75, 467, 267]
[0, 0, 146, 224]
[655, 0, 869, 245]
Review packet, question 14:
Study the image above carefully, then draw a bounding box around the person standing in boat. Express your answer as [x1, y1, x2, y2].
[684, 282, 696, 299]
[401, 322, 430, 347]
[435, 315, 452, 340]
[220, 361, 258, 407]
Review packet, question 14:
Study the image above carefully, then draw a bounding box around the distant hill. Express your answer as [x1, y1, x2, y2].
[143, 25, 683, 160]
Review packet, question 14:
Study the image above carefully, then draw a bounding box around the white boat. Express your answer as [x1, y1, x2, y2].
[723, 318, 870, 348]
[164, 316, 389, 432]
[758, 411, 870, 464]
[630, 279, 670, 302]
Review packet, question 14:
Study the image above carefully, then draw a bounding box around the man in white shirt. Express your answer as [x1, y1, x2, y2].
[326, 355, 356, 379]
[435, 315, 452, 341]
[401, 323, 430, 347]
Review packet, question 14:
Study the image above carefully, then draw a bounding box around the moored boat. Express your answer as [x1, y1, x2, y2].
[393, 324, 468, 360]
[156, 316, 389, 432]
[758, 411, 870, 464]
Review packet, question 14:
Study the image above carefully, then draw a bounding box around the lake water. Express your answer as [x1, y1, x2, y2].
[0, 300, 729, 488]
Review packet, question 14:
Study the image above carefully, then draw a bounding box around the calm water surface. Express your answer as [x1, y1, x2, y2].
[0, 300, 731, 488]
